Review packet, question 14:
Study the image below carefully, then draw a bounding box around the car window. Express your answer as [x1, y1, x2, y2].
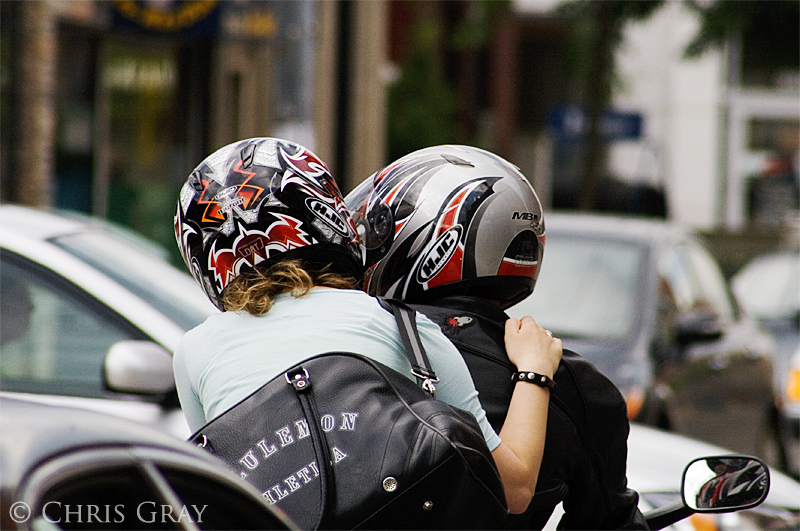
[656, 246, 695, 314]
[0, 256, 142, 398]
[684, 243, 736, 321]
[51, 229, 216, 331]
[508, 236, 644, 339]
[657, 242, 735, 321]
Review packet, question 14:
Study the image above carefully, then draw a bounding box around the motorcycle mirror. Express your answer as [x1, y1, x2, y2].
[645, 455, 770, 530]
[682, 455, 770, 512]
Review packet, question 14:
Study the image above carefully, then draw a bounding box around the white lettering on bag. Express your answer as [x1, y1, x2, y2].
[284, 475, 302, 492]
[332, 446, 347, 463]
[233, 411, 359, 505]
[276, 426, 295, 447]
[258, 439, 278, 458]
[295, 419, 310, 439]
[262, 460, 322, 504]
[321, 414, 335, 432]
[239, 450, 259, 470]
[340, 412, 358, 431]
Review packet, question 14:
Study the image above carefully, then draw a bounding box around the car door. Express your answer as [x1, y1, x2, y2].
[655, 238, 774, 457]
[0, 250, 188, 437]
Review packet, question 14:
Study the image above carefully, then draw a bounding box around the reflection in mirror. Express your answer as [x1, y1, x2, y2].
[683, 456, 769, 511]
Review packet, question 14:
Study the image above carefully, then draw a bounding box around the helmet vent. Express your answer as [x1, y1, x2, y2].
[189, 175, 204, 192]
[441, 155, 474, 167]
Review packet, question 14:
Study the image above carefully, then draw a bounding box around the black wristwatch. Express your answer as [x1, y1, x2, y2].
[511, 371, 556, 390]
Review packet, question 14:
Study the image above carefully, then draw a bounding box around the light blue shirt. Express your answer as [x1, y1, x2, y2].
[173, 288, 500, 450]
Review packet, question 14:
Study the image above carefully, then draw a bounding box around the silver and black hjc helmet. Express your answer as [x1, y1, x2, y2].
[345, 145, 544, 309]
[175, 137, 362, 310]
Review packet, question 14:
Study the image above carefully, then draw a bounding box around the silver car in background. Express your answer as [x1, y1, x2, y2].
[732, 249, 800, 478]
[509, 213, 780, 467]
[0, 205, 217, 438]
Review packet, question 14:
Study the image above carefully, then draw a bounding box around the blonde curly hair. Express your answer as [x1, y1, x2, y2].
[222, 259, 358, 315]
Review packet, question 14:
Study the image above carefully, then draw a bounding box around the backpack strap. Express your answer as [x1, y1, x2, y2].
[378, 297, 440, 397]
[285, 367, 335, 529]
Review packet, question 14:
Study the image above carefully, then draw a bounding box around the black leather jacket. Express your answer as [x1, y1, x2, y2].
[411, 296, 649, 530]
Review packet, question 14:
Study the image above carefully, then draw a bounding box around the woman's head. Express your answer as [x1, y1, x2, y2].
[175, 138, 363, 311]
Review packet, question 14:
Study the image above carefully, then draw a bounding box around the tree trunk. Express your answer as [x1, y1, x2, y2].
[577, 2, 615, 211]
[17, 0, 57, 207]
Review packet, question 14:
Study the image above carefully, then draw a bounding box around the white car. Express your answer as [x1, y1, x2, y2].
[732, 250, 800, 477]
[784, 345, 800, 477]
[0, 205, 217, 438]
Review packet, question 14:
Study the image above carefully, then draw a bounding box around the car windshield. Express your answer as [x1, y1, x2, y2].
[508, 236, 644, 340]
[733, 253, 800, 320]
[52, 230, 216, 331]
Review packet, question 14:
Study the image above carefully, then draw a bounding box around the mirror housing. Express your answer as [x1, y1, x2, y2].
[645, 455, 770, 530]
[104, 340, 175, 395]
[675, 309, 724, 345]
[682, 456, 769, 512]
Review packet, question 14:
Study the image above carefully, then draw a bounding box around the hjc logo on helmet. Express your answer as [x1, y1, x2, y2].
[417, 225, 463, 283]
[305, 198, 349, 236]
[213, 186, 239, 201]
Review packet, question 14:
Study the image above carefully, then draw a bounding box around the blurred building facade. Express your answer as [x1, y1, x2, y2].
[1, 0, 388, 254]
[385, 0, 797, 234]
[604, 1, 799, 231]
[508, 0, 798, 233]
[2, 0, 797, 257]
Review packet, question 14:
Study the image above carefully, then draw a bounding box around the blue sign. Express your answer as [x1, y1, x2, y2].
[112, 0, 221, 37]
[112, 0, 280, 40]
[547, 106, 643, 141]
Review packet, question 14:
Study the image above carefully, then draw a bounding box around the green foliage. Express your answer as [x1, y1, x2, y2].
[685, 1, 798, 57]
[557, 0, 666, 94]
[557, 0, 665, 24]
[387, 19, 459, 162]
[385, 1, 515, 161]
[684, 0, 799, 81]
[450, 0, 510, 51]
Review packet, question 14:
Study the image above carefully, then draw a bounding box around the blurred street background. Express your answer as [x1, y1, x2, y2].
[1, 0, 797, 267]
[2, 1, 800, 508]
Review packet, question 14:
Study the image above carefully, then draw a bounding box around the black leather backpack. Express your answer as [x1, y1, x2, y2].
[189, 299, 507, 529]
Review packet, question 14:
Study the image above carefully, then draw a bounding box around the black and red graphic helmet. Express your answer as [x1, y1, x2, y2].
[175, 138, 362, 310]
[345, 145, 545, 308]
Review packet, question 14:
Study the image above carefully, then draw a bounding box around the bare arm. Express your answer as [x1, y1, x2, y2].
[491, 316, 562, 514]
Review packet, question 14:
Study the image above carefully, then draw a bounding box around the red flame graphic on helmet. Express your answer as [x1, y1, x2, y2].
[208, 214, 311, 290]
[282, 146, 328, 178]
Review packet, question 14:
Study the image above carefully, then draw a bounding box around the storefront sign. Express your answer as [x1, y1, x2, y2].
[113, 1, 220, 35]
[220, 4, 278, 40]
[112, 0, 279, 40]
